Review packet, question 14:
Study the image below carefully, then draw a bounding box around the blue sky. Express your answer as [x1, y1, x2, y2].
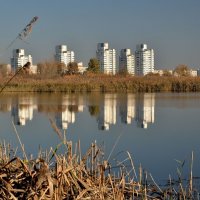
[0, 0, 200, 69]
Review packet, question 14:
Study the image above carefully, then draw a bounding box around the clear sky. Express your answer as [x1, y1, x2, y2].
[0, 0, 200, 69]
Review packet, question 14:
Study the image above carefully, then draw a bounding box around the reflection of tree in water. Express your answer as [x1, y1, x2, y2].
[68, 105, 78, 113]
[88, 105, 100, 117]
[38, 105, 66, 113]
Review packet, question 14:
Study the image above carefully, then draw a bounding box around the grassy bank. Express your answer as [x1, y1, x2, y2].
[1, 74, 200, 93]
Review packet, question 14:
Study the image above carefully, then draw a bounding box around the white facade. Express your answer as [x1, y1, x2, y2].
[96, 43, 116, 75]
[135, 44, 154, 76]
[55, 45, 75, 67]
[11, 49, 33, 72]
[119, 49, 135, 75]
[153, 69, 172, 76]
[30, 65, 38, 74]
[78, 62, 86, 74]
[189, 70, 197, 77]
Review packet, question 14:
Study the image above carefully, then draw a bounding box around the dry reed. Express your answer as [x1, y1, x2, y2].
[0, 140, 199, 199]
[1, 74, 200, 93]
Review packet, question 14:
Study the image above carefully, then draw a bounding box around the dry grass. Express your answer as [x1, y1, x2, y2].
[0, 141, 199, 199]
[1, 74, 200, 93]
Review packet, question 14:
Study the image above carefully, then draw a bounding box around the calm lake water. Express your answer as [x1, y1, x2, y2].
[0, 92, 200, 181]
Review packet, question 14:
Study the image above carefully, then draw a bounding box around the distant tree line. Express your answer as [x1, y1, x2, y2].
[0, 58, 197, 79]
[36, 61, 79, 78]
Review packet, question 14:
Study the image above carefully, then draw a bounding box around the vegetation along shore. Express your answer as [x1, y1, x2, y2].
[0, 141, 198, 199]
[1, 74, 200, 93]
[1, 60, 200, 93]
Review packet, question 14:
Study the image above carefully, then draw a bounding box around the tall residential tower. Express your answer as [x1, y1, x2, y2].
[119, 49, 135, 75]
[96, 43, 116, 75]
[11, 49, 32, 71]
[135, 44, 154, 76]
[55, 45, 75, 66]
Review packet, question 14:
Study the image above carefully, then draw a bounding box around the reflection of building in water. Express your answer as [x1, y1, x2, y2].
[120, 94, 136, 124]
[136, 93, 155, 129]
[54, 95, 84, 130]
[77, 95, 84, 112]
[12, 96, 37, 126]
[62, 95, 84, 112]
[55, 108, 75, 130]
[97, 94, 117, 130]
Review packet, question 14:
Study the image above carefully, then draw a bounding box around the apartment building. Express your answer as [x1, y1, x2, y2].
[96, 43, 116, 75]
[11, 49, 33, 72]
[119, 49, 135, 75]
[135, 44, 154, 76]
[55, 45, 75, 67]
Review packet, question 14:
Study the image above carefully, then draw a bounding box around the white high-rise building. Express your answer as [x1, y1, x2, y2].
[11, 49, 32, 71]
[119, 49, 135, 75]
[55, 45, 75, 67]
[135, 44, 154, 76]
[96, 43, 116, 75]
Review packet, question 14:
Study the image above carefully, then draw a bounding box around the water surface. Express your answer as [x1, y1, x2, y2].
[0, 92, 200, 181]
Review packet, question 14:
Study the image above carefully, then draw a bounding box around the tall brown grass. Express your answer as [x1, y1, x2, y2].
[0, 141, 198, 199]
[1, 74, 200, 93]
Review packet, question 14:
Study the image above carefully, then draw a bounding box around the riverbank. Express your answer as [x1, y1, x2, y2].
[1, 74, 200, 93]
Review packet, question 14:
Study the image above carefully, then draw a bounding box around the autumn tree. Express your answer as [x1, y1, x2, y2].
[162, 70, 172, 76]
[57, 62, 67, 74]
[173, 65, 191, 76]
[37, 61, 62, 78]
[87, 58, 100, 73]
[67, 62, 79, 75]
